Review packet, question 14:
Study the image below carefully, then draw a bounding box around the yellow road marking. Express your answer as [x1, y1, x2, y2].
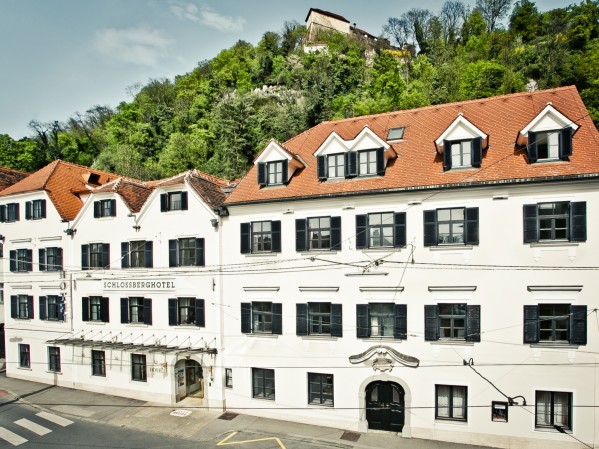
[217, 431, 287, 448]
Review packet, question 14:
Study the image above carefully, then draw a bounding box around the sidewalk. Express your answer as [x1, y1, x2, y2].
[0, 372, 495, 449]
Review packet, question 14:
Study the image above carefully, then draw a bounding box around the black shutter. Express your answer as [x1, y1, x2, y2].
[121, 298, 129, 324]
[181, 192, 188, 210]
[100, 297, 109, 322]
[81, 244, 89, 270]
[102, 244, 110, 269]
[121, 242, 129, 269]
[144, 241, 153, 268]
[330, 216, 341, 250]
[10, 296, 17, 318]
[58, 296, 65, 321]
[39, 248, 47, 271]
[528, 131, 538, 163]
[471, 137, 483, 167]
[282, 161, 289, 184]
[271, 220, 281, 252]
[82, 297, 90, 321]
[424, 305, 439, 341]
[9, 250, 15, 272]
[0, 205, 6, 222]
[169, 240, 178, 267]
[143, 298, 153, 325]
[257, 163, 267, 186]
[25, 250, 32, 271]
[394, 304, 408, 340]
[160, 193, 168, 212]
[345, 152, 357, 178]
[196, 238, 205, 266]
[393, 212, 407, 248]
[356, 304, 369, 338]
[317, 155, 327, 180]
[40, 199, 46, 218]
[168, 298, 177, 325]
[93, 201, 101, 218]
[25, 201, 32, 220]
[109, 199, 116, 216]
[443, 141, 452, 171]
[376, 147, 385, 175]
[355, 214, 368, 249]
[39, 296, 47, 320]
[296, 303, 308, 336]
[423, 210, 437, 246]
[241, 303, 252, 333]
[27, 296, 33, 319]
[559, 127, 573, 160]
[240, 223, 251, 254]
[13, 204, 18, 221]
[57, 248, 63, 270]
[569, 305, 587, 345]
[465, 207, 479, 245]
[195, 299, 205, 327]
[523, 204, 539, 243]
[272, 303, 282, 335]
[295, 219, 307, 252]
[466, 305, 481, 342]
[331, 303, 343, 337]
[523, 305, 539, 343]
[570, 202, 586, 242]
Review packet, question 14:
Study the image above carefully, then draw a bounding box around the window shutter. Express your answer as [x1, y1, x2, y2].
[144, 241, 153, 268]
[109, 199, 116, 216]
[331, 303, 343, 337]
[376, 147, 386, 175]
[331, 216, 342, 250]
[423, 210, 437, 247]
[181, 192, 188, 210]
[559, 127, 573, 160]
[169, 240, 178, 267]
[394, 304, 408, 340]
[121, 242, 129, 269]
[295, 219, 307, 252]
[317, 155, 327, 180]
[82, 297, 90, 321]
[100, 297, 109, 322]
[27, 296, 33, 319]
[569, 305, 587, 345]
[39, 296, 47, 320]
[121, 298, 129, 324]
[296, 303, 308, 336]
[26, 250, 33, 271]
[523, 305, 539, 343]
[355, 214, 368, 249]
[102, 244, 110, 269]
[271, 220, 281, 252]
[168, 298, 177, 326]
[160, 193, 168, 212]
[10, 296, 17, 318]
[282, 161, 289, 184]
[240, 223, 251, 254]
[465, 305, 481, 342]
[143, 298, 153, 325]
[9, 250, 15, 272]
[523, 204, 539, 243]
[81, 244, 89, 270]
[345, 152, 357, 178]
[570, 202, 586, 242]
[465, 207, 479, 245]
[241, 303, 251, 333]
[471, 137, 483, 167]
[93, 201, 101, 218]
[39, 248, 47, 271]
[57, 248, 63, 270]
[196, 238, 205, 266]
[527, 131, 538, 163]
[393, 212, 407, 248]
[25, 201, 32, 220]
[58, 296, 65, 321]
[424, 305, 439, 341]
[0, 205, 6, 222]
[257, 163, 267, 186]
[356, 304, 369, 338]
[40, 199, 46, 218]
[272, 303, 282, 335]
[195, 299, 205, 327]
[443, 141, 452, 171]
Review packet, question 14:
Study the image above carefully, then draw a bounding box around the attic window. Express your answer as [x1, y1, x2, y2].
[86, 173, 100, 185]
[387, 127, 405, 141]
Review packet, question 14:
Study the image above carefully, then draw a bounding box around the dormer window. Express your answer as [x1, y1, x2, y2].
[160, 191, 188, 212]
[450, 140, 473, 168]
[436, 115, 487, 172]
[258, 160, 288, 186]
[528, 128, 572, 162]
[359, 149, 378, 176]
[255, 140, 303, 188]
[327, 154, 344, 178]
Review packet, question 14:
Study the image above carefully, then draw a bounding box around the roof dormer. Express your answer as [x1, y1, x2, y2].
[255, 140, 304, 187]
[435, 114, 488, 171]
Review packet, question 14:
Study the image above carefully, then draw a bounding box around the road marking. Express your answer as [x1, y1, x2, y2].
[36, 411, 73, 427]
[15, 418, 52, 436]
[217, 431, 286, 448]
[0, 427, 28, 446]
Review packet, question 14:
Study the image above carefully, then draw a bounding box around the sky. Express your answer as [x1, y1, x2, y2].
[0, 0, 573, 139]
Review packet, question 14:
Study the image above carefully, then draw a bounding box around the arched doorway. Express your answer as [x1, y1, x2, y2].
[365, 381, 405, 432]
[175, 359, 203, 401]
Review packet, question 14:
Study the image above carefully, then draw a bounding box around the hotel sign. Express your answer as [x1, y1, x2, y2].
[103, 278, 176, 292]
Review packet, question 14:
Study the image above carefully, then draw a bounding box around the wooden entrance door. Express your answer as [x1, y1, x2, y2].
[365, 381, 405, 432]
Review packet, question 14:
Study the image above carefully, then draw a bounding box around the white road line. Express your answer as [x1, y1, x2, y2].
[36, 411, 74, 427]
[15, 418, 52, 436]
[0, 427, 28, 446]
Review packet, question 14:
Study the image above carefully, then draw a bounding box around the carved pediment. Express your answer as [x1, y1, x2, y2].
[349, 345, 419, 372]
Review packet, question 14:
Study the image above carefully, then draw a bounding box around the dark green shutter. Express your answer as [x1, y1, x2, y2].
[39, 248, 47, 271]
[296, 219, 307, 252]
[144, 241, 153, 268]
[465, 207, 479, 245]
[169, 240, 178, 267]
[160, 194, 168, 212]
[0, 205, 6, 222]
[180, 192, 188, 210]
[26, 250, 33, 271]
[356, 304, 369, 338]
[570, 202, 586, 242]
[271, 220, 281, 252]
[393, 212, 406, 247]
[121, 298, 129, 323]
[282, 161, 288, 184]
[168, 299, 177, 325]
[376, 147, 385, 175]
[569, 305, 587, 345]
[523, 204, 539, 243]
[241, 303, 251, 333]
[82, 297, 90, 321]
[296, 303, 308, 336]
[196, 238, 205, 266]
[330, 216, 342, 250]
[143, 298, 152, 325]
[528, 131, 538, 163]
[25, 201, 32, 220]
[9, 250, 15, 272]
[109, 199, 116, 216]
[443, 141, 452, 171]
[121, 242, 129, 268]
[57, 248, 63, 270]
[424, 305, 439, 341]
[39, 296, 47, 320]
[40, 200, 46, 218]
[102, 244, 110, 269]
[195, 299, 205, 327]
[100, 297, 109, 322]
[81, 244, 89, 270]
[317, 155, 327, 180]
[394, 304, 408, 340]
[471, 137, 483, 167]
[240, 223, 251, 254]
[57, 296, 65, 321]
[423, 210, 437, 246]
[523, 305, 539, 343]
[93, 201, 101, 218]
[257, 163, 267, 186]
[272, 303, 282, 335]
[466, 305, 481, 342]
[10, 296, 17, 318]
[331, 303, 343, 337]
[345, 152, 357, 178]
[27, 296, 33, 319]
[355, 214, 368, 249]
[559, 127, 573, 160]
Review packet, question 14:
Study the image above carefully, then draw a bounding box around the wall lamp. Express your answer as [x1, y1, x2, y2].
[65, 228, 76, 236]
[132, 225, 141, 231]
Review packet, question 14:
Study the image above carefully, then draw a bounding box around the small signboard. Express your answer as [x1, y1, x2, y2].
[492, 401, 508, 422]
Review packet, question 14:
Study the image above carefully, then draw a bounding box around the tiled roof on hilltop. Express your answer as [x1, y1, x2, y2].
[0, 167, 29, 191]
[150, 170, 232, 209]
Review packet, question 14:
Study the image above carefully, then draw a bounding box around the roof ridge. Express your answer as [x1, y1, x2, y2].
[41, 160, 61, 190]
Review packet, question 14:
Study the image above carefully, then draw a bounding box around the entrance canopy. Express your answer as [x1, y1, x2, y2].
[45, 337, 217, 356]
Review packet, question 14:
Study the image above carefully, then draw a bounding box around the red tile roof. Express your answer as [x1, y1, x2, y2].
[305, 8, 349, 23]
[226, 86, 599, 206]
[150, 170, 232, 209]
[0, 167, 29, 191]
[91, 178, 153, 213]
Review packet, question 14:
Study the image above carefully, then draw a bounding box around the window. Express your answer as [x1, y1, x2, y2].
[168, 297, 205, 327]
[523, 201, 586, 243]
[0, 203, 20, 222]
[0, 283, 3, 305]
[535, 391, 572, 430]
[9, 249, 33, 272]
[25, 199, 46, 220]
[524, 304, 586, 345]
[168, 238, 205, 267]
[19, 344, 30, 368]
[240, 221, 281, 254]
[296, 303, 342, 337]
[355, 212, 406, 249]
[82, 296, 109, 323]
[121, 241, 153, 268]
[317, 148, 385, 180]
[225, 368, 233, 388]
[436, 385, 467, 421]
[308, 373, 334, 406]
[257, 161, 288, 186]
[356, 303, 407, 339]
[295, 216, 341, 251]
[359, 149, 378, 176]
[252, 368, 275, 400]
[443, 138, 482, 171]
[425, 304, 480, 342]
[121, 297, 152, 325]
[93, 199, 116, 218]
[423, 207, 479, 246]
[327, 153, 344, 178]
[39, 247, 63, 271]
[10, 295, 33, 320]
[131, 354, 147, 382]
[160, 191, 188, 212]
[81, 243, 110, 270]
[39, 295, 65, 321]
[48, 346, 61, 372]
[241, 302, 282, 335]
[387, 127, 405, 141]
[92, 350, 106, 377]
[528, 128, 572, 163]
